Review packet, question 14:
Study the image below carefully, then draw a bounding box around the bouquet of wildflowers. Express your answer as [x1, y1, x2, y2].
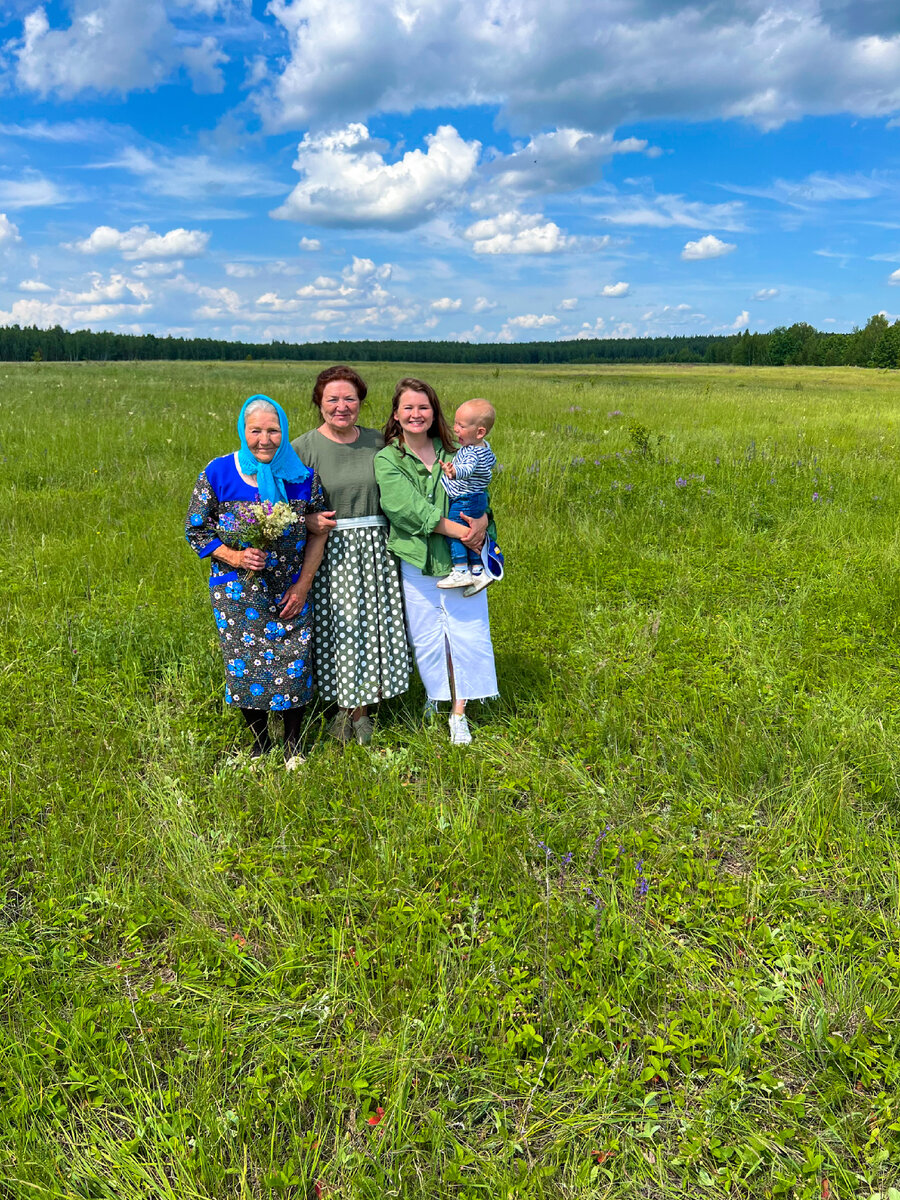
[224, 500, 298, 549]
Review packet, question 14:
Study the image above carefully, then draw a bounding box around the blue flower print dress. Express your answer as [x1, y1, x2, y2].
[185, 453, 325, 711]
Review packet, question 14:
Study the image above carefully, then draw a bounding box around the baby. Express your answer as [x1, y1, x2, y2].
[437, 399, 497, 595]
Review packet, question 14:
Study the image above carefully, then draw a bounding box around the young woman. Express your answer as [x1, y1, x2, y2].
[374, 378, 497, 745]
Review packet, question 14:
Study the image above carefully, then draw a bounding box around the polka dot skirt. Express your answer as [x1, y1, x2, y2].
[310, 526, 411, 708]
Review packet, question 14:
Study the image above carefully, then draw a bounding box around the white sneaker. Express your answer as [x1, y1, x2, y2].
[449, 713, 472, 745]
[462, 568, 493, 598]
[436, 568, 474, 590]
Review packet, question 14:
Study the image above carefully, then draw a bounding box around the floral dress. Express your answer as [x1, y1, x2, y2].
[185, 453, 325, 711]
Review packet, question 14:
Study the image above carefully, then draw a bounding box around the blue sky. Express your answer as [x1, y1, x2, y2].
[1, 0, 900, 344]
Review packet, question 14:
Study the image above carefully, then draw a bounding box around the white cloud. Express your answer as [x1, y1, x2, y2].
[472, 296, 496, 312]
[14, 0, 230, 100]
[258, 0, 900, 136]
[0, 174, 66, 209]
[592, 192, 746, 231]
[731, 310, 750, 330]
[488, 128, 650, 195]
[132, 259, 183, 277]
[602, 281, 630, 297]
[299, 237, 321, 251]
[225, 262, 262, 278]
[463, 211, 575, 254]
[726, 171, 887, 207]
[682, 234, 736, 261]
[753, 287, 779, 300]
[272, 123, 480, 230]
[0, 214, 20, 245]
[342, 256, 391, 286]
[182, 35, 228, 94]
[16, 0, 176, 97]
[889, 268, 900, 285]
[19, 279, 50, 291]
[431, 297, 462, 311]
[71, 224, 210, 260]
[505, 313, 560, 329]
[98, 146, 282, 200]
[558, 298, 579, 310]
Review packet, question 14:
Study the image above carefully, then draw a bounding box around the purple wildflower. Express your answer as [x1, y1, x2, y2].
[812, 492, 819, 502]
[676, 477, 687, 488]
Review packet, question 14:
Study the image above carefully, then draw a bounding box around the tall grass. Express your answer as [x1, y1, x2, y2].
[2, 361, 900, 1198]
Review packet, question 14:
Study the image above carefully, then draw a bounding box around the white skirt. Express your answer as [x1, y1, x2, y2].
[400, 561, 499, 703]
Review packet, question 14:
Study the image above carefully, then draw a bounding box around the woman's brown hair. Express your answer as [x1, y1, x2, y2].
[383, 377, 455, 453]
[311, 364, 368, 409]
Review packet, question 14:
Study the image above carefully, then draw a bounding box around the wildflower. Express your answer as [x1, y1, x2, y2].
[812, 492, 819, 501]
[635, 860, 649, 901]
[675, 477, 687, 488]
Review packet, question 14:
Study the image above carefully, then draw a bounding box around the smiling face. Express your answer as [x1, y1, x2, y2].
[244, 408, 282, 463]
[453, 403, 487, 447]
[320, 379, 361, 434]
[396, 389, 433, 438]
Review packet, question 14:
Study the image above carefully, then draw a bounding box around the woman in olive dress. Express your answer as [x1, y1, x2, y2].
[292, 366, 410, 745]
[186, 394, 328, 768]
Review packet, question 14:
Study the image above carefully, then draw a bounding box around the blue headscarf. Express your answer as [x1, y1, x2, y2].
[237, 394, 312, 504]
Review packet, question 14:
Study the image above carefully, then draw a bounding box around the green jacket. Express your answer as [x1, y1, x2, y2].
[374, 439, 454, 575]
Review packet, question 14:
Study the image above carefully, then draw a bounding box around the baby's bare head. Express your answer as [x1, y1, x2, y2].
[456, 398, 496, 436]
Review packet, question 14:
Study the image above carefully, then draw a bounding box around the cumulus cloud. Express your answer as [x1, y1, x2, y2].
[682, 234, 736, 261]
[272, 123, 480, 230]
[463, 211, 575, 254]
[889, 268, 900, 284]
[19, 279, 51, 291]
[731, 310, 750, 329]
[505, 313, 559, 329]
[0, 214, 21, 245]
[70, 224, 210, 259]
[258, 0, 900, 136]
[472, 296, 496, 312]
[431, 297, 462, 311]
[14, 0, 230, 99]
[558, 298, 579, 310]
[602, 281, 630, 297]
[299, 237, 321, 250]
[488, 128, 650, 194]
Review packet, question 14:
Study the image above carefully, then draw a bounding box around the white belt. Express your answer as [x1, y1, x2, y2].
[333, 515, 388, 530]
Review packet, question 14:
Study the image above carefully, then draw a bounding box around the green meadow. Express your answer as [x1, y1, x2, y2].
[4, 360, 900, 1200]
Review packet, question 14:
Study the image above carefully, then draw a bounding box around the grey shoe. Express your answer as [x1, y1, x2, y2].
[328, 710, 354, 742]
[352, 714, 374, 745]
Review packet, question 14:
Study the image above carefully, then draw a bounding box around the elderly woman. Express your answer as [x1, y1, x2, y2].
[185, 394, 328, 768]
[374, 377, 495, 745]
[292, 365, 410, 745]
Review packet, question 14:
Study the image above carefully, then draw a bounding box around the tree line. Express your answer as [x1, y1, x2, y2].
[2, 313, 900, 368]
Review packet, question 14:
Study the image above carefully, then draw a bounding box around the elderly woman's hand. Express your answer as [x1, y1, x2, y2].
[306, 509, 337, 535]
[238, 547, 267, 571]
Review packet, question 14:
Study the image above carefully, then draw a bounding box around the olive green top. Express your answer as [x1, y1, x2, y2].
[374, 439, 456, 576]
[292, 426, 384, 520]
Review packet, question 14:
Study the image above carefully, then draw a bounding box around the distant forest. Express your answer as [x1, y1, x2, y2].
[3, 312, 900, 368]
